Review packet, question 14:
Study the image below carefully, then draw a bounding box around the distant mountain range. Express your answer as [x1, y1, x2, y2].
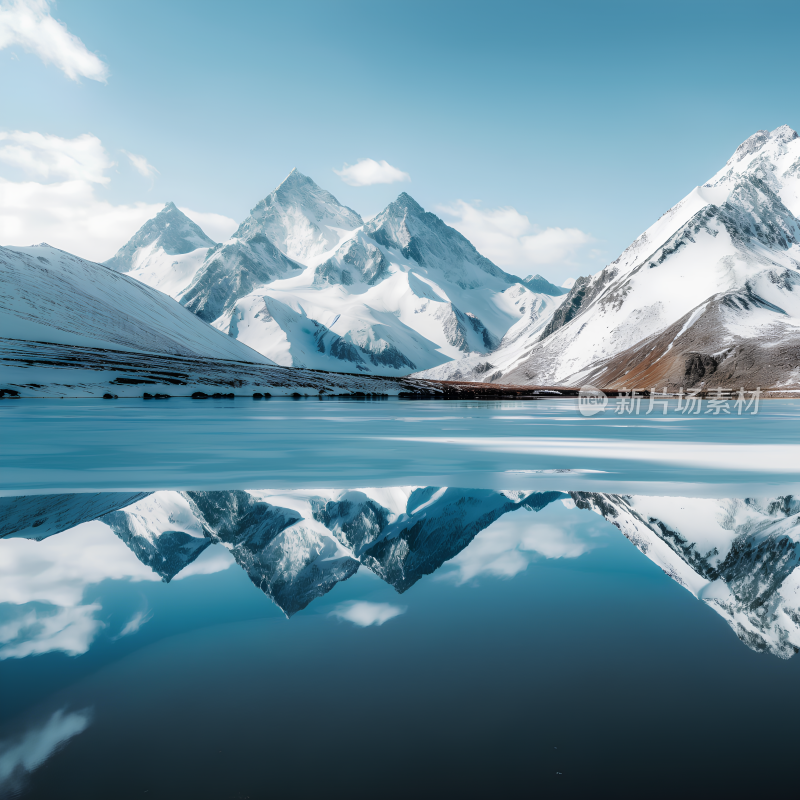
[6, 486, 800, 657]
[104, 170, 564, 376]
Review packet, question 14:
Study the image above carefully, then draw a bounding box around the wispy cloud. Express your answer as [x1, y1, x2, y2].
[330, 601, 406, 627]
[335, 158, 410, 187]
[122, 150, 159, 181]
[0, 708, 92, 795]
[437, 199, 593, 275]
[0, 0, 108, 82]
[178, 209, 237, 244]
[115, 609, 153, 639]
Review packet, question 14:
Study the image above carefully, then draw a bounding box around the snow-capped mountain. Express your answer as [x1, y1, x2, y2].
[572, 492, 800, 658]
[103, 493, 211, 582]
[424, 125, 800, 389]
[104, 202, 216, 297]
[114, 171, 563, 376]
[234, 168, 363, 262]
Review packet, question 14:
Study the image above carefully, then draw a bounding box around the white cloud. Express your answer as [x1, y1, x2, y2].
[442, 512, 600, 585]
[334, 158, 410, 187]
[0, 0, 108, 82]
[179, 208, 238, 244]
[0, 603, 103, 659]
[330, 601, 406, 627]
[437, 200, 593, 276]
[0, 130, 112, 183]
[0, 708, 92, 795]
[122, 150, 159, 181]
[0, 176, 162, 260]
[0, 520, 160, 608]
[0, 519, 160, 658]
[0, 130, 235, 260]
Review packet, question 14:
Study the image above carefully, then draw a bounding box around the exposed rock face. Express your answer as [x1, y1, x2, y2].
[180, 235, 302, 323]
[363, 193, 515, 290]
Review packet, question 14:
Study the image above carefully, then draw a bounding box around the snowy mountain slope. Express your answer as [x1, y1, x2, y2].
[175, 168, 361, 328]
[103, 203, 215, 298]
[450, 125, 800, 388]
[349, 488, 565, 592]
[572, 492, 800, 658]
[0, 493, 151, 541]
[180, 234, 303, 324]
[3, 241, 460, 397]
[413, 285, 563, 382]
[183, 490, 360, 616]
[117, 171, 562, 376]
[0, 243, 275, 363]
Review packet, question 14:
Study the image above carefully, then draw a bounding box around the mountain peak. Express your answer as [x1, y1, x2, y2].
[363, 193, 515, 288]
[394, 192, 424, 213]
[234, 173, 362, 263]
[734, 129, 770, 162]
[104, 203, 216, 273]
[771, 124, 799, 144]
[732, 125, 799, 163]
[276, 168, 314, 192]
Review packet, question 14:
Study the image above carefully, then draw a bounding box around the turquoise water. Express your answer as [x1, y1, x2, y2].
[1, 398, 799, 798]
[2, 397, 799, 493]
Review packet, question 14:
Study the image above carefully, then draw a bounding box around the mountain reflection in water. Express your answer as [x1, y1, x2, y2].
[2, 486, 800, 659]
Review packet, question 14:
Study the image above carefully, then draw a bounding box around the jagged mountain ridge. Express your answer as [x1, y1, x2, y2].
[110, 171, 564, 376]
[9, 486, 800, 657]
[420, 125, 800, 388]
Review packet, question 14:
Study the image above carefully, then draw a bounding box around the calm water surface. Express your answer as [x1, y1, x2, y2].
[1, 398, 799, 798]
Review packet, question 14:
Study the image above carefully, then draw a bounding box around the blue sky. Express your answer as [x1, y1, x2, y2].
[1, 0, 799, 281]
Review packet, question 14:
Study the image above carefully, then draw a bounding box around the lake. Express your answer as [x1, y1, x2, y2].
[1, 397, 799, 798]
